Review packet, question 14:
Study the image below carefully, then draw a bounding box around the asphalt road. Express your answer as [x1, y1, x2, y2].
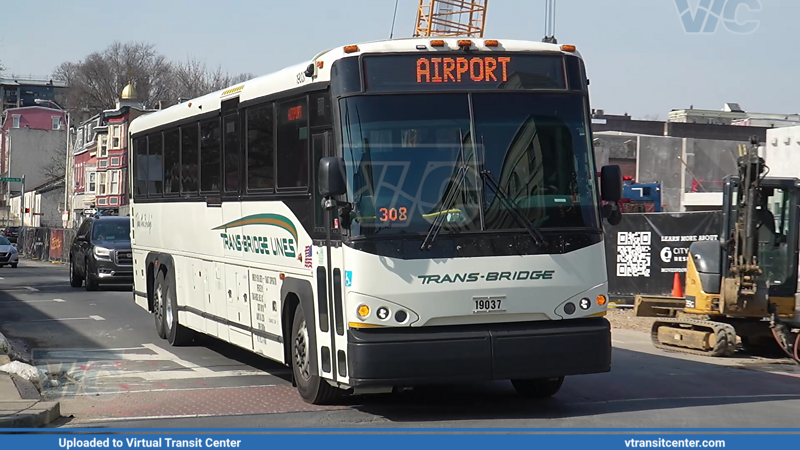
[1, 259, 800, 429]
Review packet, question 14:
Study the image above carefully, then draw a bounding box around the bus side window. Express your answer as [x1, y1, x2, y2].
[181, 124, 199, 195]
[200, 118, 221, 193]
[163, 129, 180, 194]
[246, 103, 275, 192]
[276, 97, 309, 190]
[148, 132, 164, 196]
[133, 137, 148, 197]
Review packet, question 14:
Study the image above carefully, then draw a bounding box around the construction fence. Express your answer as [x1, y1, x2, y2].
[15, 226, 77, 264]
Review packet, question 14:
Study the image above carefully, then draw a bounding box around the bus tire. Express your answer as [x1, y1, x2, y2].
[511, 376, 565, 399]
[163, 268, 194, 347]
[291, 306, 341, 405]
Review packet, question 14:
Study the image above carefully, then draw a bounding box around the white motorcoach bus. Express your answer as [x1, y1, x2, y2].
[128, 37, 624, 404]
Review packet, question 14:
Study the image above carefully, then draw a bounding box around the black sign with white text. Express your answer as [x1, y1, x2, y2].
[603, 211, 723, 302]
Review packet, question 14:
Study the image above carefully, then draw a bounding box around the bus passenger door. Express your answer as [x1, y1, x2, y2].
[313, 130, 350, 386]
[220, 104, 243, 263]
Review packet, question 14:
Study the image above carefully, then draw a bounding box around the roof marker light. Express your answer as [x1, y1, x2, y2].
[457, 40, 472, 47]
[484, 40, 499, 47]
[344, 45, 359, 53]
[561, 44, 577, 52]
[430, 40, 445, 47]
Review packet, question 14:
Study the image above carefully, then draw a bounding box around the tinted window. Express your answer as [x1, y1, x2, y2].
[92, 221, 131, 241]
[181, 124, 199, 194]
[246, 104, 274, 191]
[134, 137, 147, 196]
[148, 133, 164, 195]
[331, 57, 361, 97]
[223, 113, 240, 193]
[0, 236, 10, 245]
[77, 219, 92, 237]
[200, 119, 221, 192]
[276, 98, 309, 189]
[309, 91, 332, 128]
[565, 56, 587, 91]
[163, 129, 180, 194]
[312, 134, 326, 229]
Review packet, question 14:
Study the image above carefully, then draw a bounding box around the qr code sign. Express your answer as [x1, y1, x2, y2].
[616, 231, 652, 277]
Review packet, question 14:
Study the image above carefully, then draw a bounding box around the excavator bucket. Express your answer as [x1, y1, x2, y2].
[633, 295, 686, 318]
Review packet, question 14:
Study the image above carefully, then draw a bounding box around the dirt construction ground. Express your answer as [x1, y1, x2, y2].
[606, 306, 656, 333]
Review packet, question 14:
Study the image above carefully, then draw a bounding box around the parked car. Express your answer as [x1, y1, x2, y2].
[69, 215, 133, 290]
[0, 236, 19, 268]
[4, 226, 19, 244]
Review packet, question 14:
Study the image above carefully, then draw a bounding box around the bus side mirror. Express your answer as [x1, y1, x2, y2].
[600, 164, 623, 202]
[318, 157, 347, 198]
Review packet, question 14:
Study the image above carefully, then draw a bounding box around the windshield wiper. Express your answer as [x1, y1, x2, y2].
[420, 129, 469, 251]
[480, 169, 548, 248]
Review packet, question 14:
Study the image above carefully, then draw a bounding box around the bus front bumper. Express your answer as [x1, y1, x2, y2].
[346, 317, 611, 387]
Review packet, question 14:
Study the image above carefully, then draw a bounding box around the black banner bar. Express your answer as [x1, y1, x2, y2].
[604, 211, 723, 304]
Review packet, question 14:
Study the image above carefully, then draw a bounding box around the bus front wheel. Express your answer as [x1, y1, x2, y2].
[291, 306, 342, 405]
[511, 376, 565, 399]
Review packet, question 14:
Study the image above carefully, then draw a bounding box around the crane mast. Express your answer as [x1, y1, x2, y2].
[543, 0, 558, 43]
[414, 0, 488, 37]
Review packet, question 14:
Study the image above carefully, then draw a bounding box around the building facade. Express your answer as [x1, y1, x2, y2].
[70, 114, 100, 226]
[669, 103, 800, 127]
[69, 83, 154, 222]
[0, 77, 68, 115]
[0, 106, 67, 226]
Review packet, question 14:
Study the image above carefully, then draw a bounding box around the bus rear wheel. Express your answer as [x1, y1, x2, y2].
[511, 376, 565, 399]
[291, 306, 342, 405]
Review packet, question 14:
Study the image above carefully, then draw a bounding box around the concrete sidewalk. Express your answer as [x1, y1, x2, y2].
[0, 333, 60, 428]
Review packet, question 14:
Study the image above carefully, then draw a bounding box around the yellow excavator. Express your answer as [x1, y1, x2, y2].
[634, 136, 800, 363]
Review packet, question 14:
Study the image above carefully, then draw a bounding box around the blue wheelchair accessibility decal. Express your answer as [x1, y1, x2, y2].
[344, 271, 352, 287]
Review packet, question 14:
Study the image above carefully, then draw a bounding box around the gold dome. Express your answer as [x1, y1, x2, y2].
[121, 82, 137, 100]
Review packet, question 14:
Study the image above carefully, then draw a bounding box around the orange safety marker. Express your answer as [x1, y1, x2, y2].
[672, 273, 684, 298]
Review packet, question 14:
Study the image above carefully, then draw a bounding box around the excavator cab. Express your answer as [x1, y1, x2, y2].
[720, 176, 800, 312]
[635, 151, 800, 361]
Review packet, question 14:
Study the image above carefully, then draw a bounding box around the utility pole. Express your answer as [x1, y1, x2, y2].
[20, 175, 24, 228]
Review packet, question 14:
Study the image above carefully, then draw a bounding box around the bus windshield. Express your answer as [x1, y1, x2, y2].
[340, 92, 600, 239]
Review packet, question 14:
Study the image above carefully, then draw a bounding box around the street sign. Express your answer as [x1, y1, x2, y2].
[0, 177, 22, 183]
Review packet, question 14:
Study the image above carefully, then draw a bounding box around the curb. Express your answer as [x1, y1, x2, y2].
[0, 332, 62, 428]
[0, 401, 61, 428]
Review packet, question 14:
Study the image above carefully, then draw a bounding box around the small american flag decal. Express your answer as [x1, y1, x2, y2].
[304, 245, 313, 268]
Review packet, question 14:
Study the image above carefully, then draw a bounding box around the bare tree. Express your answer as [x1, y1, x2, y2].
[53, 44, 256, 116]
[52, 41, 174, 116]
[40, 143, 67, 181]
[170, 55, 255, 100]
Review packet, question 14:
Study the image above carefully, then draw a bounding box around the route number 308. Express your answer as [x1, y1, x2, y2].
[379, 207, 407, 222]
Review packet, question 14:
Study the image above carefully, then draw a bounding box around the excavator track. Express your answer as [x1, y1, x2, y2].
[650, 317, 737, 357]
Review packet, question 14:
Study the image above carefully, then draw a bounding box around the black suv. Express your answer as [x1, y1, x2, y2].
[69, 216, 133, 290]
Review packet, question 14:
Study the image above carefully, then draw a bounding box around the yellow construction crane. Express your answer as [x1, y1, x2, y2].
[414, 0, 488, 38]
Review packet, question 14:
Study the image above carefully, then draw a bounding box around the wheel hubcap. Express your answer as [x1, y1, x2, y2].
[155, 285, 163, 324]
[294, 319, 311, 381]
[165, 286, 173, 329]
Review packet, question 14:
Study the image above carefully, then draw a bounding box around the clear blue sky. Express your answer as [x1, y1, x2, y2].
[0, 0, 796, 119]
